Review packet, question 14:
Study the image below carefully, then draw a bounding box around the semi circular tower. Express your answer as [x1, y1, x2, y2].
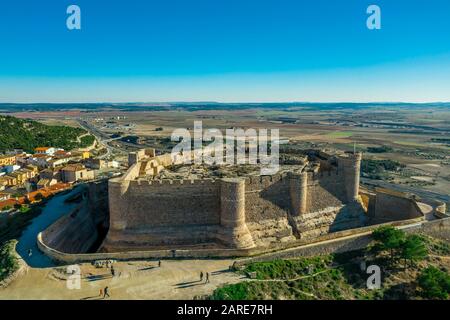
[338, 152, 362, 202]
[216, 178, 255, 249]
[289, 171, 308, 216]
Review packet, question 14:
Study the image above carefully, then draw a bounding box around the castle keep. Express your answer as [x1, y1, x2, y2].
[102, 149, 366, 252]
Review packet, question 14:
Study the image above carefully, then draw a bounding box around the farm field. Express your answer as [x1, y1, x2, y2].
[3, 103, 450, 200]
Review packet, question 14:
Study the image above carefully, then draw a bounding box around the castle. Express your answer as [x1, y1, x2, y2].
[102, 149, 367, 252]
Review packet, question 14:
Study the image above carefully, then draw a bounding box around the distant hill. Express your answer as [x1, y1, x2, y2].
[0, 102, 449, 113]
[0, 115, 95, 153]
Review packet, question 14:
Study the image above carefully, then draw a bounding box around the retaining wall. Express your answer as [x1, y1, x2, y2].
[36, 215, 434, 265]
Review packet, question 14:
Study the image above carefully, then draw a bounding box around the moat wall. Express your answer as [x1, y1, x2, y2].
[362, 188, 424, 224]
[41, 181, 109, 254]
[37, 216, 447, 265]
[36, 178, 441, 264]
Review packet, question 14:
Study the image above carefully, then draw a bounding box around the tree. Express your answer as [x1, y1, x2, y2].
[417, 266, 450, 300]
[372, 226, 406, 261]
[34, 193, 44, 202]
[400, 235, 428, 268]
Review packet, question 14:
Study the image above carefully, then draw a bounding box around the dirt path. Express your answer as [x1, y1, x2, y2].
[247, 268, 331, 283]
[0, 259, 244, 300]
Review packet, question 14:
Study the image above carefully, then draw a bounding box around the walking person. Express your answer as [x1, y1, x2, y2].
[206, 272, 210, 284]
[111, 265, 115, 277]
[103, 286, 110, 299]
[200, 271, 204, 282]
[158, 260, 161, 268]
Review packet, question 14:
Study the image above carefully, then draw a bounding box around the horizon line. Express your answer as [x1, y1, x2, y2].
[1, 101, 450, 105]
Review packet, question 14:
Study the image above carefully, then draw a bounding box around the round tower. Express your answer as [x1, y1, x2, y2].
[289, 171, 308, 216]
[338, 152, 362, 202]
[217, 178, 255, 249]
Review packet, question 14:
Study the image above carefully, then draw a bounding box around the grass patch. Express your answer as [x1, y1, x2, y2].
[422, 235, 450, 256]
[0, 240, 19, 282]
[326, 131, 353, 138]
[241, 256, 332, 280]
[212, 253, 375, 300]
[211, 242, 450, 300]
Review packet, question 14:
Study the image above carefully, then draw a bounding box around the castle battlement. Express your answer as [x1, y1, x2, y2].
[245, 173, 286, 185]
[103, 149, 366, 252]
[129, 178, 219, 186]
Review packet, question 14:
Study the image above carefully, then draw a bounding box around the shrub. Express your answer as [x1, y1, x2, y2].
[417, 266, 450, 299]
[372, 226, 406, 261]
[400, 234, 428, 267]
[0, 240, 19, 282]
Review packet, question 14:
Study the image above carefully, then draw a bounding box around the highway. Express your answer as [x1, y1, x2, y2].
[77, 119, 124, 159]
[361, 178, 450, 204]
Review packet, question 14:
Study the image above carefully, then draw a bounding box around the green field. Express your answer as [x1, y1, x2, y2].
[326, 131, 354, 138]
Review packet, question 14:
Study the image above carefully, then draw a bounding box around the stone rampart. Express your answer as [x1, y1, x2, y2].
[365, 188, 424, 224]
[37, 215, 440, 265]
[103, 150, 366, 251]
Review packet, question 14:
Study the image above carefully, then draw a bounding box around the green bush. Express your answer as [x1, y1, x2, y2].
[243, 256, 330, 280]
[0, 240, 19, 282]
[417, 266, 450, 299]
[367, 146, 393, 153]
[79, 135, 95, 148]
[361, 159, 405, 179]
[372, 226, 406, 261]
[372, 227, 428, 267]
[211, 282, 250, 300]
[400, 234, 428, 267]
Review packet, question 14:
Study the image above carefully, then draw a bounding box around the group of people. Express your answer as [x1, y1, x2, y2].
[199, 271, 210, 284]
[99, 286, 110, 299]
[96, 260, 162, 299]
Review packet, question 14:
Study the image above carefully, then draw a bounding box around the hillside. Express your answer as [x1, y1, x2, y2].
[0, 115, 95, 153]
[210, 233, 450, 300]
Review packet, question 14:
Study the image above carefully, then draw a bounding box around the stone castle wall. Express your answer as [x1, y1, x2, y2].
[102, 150, 367, 251]
[36, 158, 442, 262]
[123, 179, 220, 227]
[37, 215, 441, 264]
[363, 188, 424, 224]
[242, 175, 294, 247]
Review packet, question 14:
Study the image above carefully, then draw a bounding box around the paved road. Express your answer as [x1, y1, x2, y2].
[361, 178, 450, 204]
[77, 119, 118, 159]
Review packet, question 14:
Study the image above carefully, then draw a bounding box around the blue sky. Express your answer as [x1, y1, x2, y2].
[0, 0, 450, 103]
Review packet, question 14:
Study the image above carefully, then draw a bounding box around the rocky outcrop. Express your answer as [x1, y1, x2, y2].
[292, 202, 365, 240]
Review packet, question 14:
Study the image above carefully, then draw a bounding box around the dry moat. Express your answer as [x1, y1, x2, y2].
[36, 148, 447, 264]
